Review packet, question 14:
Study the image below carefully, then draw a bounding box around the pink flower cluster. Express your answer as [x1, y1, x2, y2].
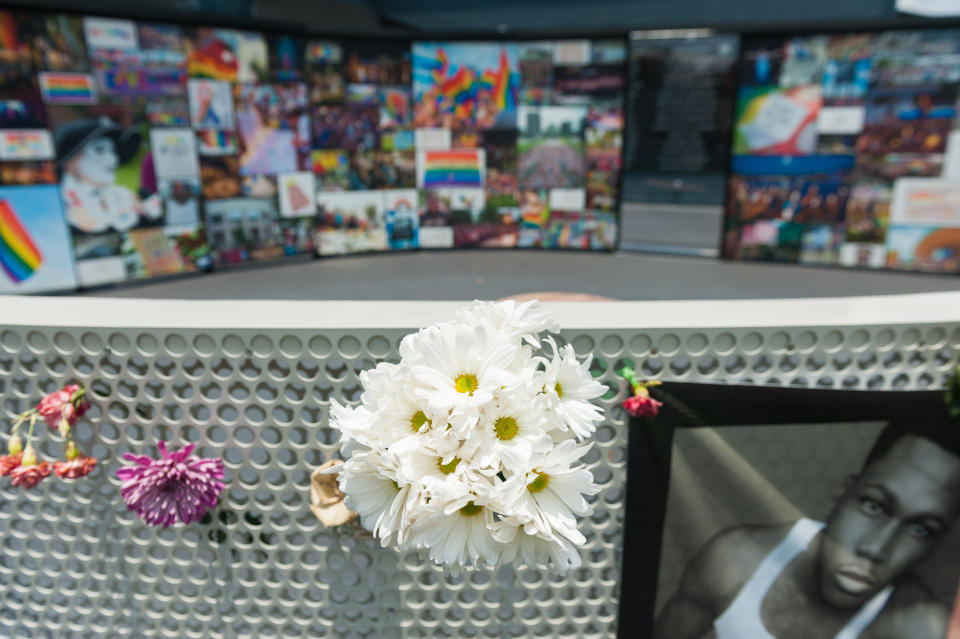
[3, 384, 96, 490]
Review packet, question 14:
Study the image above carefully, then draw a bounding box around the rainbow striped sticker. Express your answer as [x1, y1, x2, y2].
[416, 149, 485, 189]
[38, 72, 99, 105]
[0, 199, 43, 283]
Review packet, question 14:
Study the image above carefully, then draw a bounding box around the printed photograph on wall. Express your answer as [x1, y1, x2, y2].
[184, 28, 239, 81]
[518, 105, 587, 189]
[383, 188, 418, 250]
[619, 383, 960, 639]
[314, 190, 387, 255]
[0, 11, 41, 99]
[267, 35, 304, 82]
[0, 184, 77, 293]
[27, 13, 88, 73]
[311, 104, 378, 151]
[304, 40, 343, 104]
[413, 41, 519, 130]
[733, 85, 822, 156]
[342, 41, 410, 86]
[203, 196, 285, 266]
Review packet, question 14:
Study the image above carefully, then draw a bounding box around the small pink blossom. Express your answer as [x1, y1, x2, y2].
[0, 453, 22, 476]
[36, 384, 89, 436]
[54, 456, 97, 479]
[623, 392, 662, 418]
[10, 462, 51, 489]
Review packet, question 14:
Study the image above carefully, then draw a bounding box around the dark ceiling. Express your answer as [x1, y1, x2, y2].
[5, 0, 949, 36]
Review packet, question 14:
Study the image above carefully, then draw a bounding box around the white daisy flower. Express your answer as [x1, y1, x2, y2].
[338, 449, 416, 548]
[328, 399, 378, 454]
[410, 323, 520, 434]
[454, 299, 559, 347]
[462, 391, 553, 474]
[539, 337, 606, 439]
[407, 477, 501, 568]
[490, 516, 582, 576]
[497, 439, 601, 544]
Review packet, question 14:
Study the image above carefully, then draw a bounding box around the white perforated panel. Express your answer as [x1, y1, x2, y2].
[0, 308, 957, 638]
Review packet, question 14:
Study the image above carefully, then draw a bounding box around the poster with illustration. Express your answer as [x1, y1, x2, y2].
[383, 188, 419, 250]
[199, 155, 241, 200]
[858, 86, 956, 156]
[379, 86, 411, 129]
[235, 31, 268, 83]
[885, 224, 960, 272]
[0, 129, 55, 161]
[734, 85, 822, 155]
[619, 383, 960, 639]
[413, 42, 519, 130]
[277, 171, 315, 217]
[89, 22, 187, 100]
[0, 184, 77, 293]
[518, 105, 587, 189]
[314, 190, 387, 255]
[188, 79, 234, 130]
[149, 128, 199, 180]
[234, 83, 310, 175]
[48, 104, 162, 283]
[349, 150, 415, 190]
[516, 188, 550, 247]
[27, 13, 88, 72]
[184, 28, 239, 81]
[312, 149, 349, 190]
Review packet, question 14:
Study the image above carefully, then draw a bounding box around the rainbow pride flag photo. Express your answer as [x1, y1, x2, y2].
[0, 199, 42, 283]
[0, 185, 77, 293]
[38, 72, 98, 105]
[417, 149, 486, 189]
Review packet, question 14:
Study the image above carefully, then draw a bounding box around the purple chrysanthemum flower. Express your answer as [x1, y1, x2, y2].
[116, 441, 225, 528]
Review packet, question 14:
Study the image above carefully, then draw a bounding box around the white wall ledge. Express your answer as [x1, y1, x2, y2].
[0, 291, 958, 330]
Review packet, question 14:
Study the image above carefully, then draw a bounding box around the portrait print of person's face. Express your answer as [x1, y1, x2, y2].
[69, 137, 119, 187]
[819, 435, 960, 608]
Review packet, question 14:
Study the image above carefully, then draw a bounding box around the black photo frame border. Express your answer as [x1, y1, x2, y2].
[617, 382, 954, 639]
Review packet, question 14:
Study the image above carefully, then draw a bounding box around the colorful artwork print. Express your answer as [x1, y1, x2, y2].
[516, 189, 550, 248]
[734, 85, 822, 155]
[188, 80, 235, 130]
[0, 184, 77, 292]
[89, 23, 186, 100]
[149, 128, 199, 179]
[417, 149, 485, 188]
[38, 72, 97, 104]
[518, 106, 587, 189]
[83, 17, 138, 51]
[312, 149, 349, 190]
[277, 171, 315, 217]
[413, 42, 519, 130]
[197, 129, 237, 156]
[311, 105, 378, 151]
[378, 188, 417, 250]
[518, 42, 554, 88]
[0, 129, 55, 160]
[542, 210, 616, 250]
[49, 105, 163, 242]
[146, 98, 190, 127]
[234, 83, 310, 175]
[885, 224, 960, 272]
[235, 31, 269, 83]
[27, 13, 88, 72]
[379, 87, 411, 129]
[891, 178, 960, 227]
[184, 28, 239, 81]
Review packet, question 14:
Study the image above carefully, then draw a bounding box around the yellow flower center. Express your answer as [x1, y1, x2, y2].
[410, 410, 430, 432]
[554, 383, 563, 398]
[494, 416, 519, 441]
[437, 457, 460, 474]
[527, 472, 550, 493]
[454, 373, 479, 395]
[459, 501, 483, 517]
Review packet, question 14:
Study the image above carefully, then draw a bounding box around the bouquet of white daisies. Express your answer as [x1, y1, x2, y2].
[328, 300, 605, 573]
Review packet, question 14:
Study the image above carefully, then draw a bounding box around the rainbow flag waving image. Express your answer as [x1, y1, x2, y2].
[0, 199, 42, 282]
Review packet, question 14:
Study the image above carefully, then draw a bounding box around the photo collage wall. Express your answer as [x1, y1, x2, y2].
[0, 9, 626, 293]
[725, 28, 960, 274]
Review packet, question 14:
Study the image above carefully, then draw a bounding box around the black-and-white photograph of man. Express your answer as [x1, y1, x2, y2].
[653, 420, 960, 639]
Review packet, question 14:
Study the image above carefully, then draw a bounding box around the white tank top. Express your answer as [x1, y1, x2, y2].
[713, 518, 894, 639]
